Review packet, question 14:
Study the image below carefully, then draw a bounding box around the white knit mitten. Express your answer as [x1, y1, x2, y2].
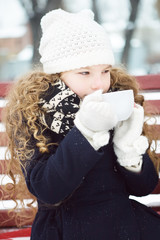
[113, 104, 149, 171]
[74, 90, 118, 150]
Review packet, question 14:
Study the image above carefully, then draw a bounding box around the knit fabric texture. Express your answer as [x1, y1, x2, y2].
[39, 79, 81, 137]
[39, 9, 115, 74]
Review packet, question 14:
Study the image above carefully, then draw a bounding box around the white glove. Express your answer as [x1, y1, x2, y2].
[113, 104, 149, 171]
[74, 90, 118, 150]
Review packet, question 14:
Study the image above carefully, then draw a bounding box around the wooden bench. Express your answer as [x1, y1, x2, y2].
[130, 74, 160, 211]
[0, 83, 35, 229]
[0, 75, 160, 228]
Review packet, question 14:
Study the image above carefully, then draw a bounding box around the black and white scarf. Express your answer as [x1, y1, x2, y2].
[39, 79, 81, 138]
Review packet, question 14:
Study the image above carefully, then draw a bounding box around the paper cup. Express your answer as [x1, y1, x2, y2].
[103, 89, 134, 121]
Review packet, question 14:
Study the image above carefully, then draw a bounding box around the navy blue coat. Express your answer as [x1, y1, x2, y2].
[24, 127, 160, 240]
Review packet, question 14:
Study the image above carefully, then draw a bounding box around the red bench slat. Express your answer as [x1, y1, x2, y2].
[0, 82, 13, 97]
[0, 209, 33, 227]
[0, 132, 8, 147]
[136, 75, 160, 90]
[144, 100, 160, 114]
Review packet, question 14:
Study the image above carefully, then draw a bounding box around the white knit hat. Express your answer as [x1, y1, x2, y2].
[39, 9, 115, 74]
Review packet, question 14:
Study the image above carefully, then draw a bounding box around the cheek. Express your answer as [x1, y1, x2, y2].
[60, 75, 74, 90]
[73, 86, 85, 99]
[72, 82, 88, 99]
[62, 80, 83, 98]
[61, 76, 83, 98]
[104, 78, 111, 92]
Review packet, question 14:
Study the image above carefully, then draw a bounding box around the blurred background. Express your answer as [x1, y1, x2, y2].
[0, 0, 160, 82]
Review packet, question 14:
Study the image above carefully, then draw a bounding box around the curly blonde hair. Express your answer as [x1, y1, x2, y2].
[1, 71, 60, 226]
[1, 67, 159, 227]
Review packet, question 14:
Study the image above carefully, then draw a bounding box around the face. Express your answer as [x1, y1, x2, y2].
[60, 64, 111, 99]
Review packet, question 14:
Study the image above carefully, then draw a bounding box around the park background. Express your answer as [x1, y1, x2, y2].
[0, 0, 160, 82]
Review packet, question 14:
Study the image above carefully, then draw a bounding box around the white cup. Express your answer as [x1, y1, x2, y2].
[103, 89, 134, 121]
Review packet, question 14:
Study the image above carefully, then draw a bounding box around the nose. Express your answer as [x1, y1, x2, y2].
[90, 75, 104, 90]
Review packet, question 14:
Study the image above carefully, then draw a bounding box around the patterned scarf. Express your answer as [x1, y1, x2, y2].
[39, 79, 81, 137]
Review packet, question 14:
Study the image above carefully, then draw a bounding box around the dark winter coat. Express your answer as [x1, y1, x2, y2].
[24, 127, 160, 240]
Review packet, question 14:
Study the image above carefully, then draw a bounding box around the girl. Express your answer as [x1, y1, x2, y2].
[3, 8, 160, 240]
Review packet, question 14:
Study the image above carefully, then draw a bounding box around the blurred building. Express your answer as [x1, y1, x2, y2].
[0, 24, 32, 56]
[0, 0, 33, 81]
[0, 0, 160, 81]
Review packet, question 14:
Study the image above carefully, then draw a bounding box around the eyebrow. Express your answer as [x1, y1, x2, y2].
[79, 65, 112, 70]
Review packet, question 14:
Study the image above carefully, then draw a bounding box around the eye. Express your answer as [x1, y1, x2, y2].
[79, 71, 90, 75]
[102, 69, 110, 74]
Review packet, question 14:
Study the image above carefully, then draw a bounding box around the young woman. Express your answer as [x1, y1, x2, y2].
[3, 8, 160, 240]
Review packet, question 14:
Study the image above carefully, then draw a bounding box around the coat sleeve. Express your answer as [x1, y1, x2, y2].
[117, 153, 159, 197]
[24, 127, 104, 204]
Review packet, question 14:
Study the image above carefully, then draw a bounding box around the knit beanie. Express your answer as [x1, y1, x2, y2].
[39, 9, 115, 74]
